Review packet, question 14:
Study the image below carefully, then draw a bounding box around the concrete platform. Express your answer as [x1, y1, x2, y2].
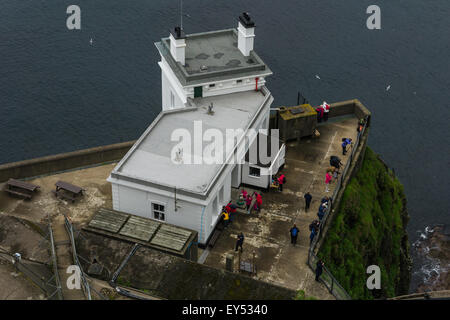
[203, 116, 360, 299]
[0, 115, 359, 299]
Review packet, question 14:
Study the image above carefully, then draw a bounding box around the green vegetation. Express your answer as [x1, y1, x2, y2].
[294, 290, 317, 300]
[318, 147, 411, 299]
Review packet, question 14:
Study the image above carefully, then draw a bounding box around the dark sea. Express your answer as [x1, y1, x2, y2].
[1, 0, 449, 292]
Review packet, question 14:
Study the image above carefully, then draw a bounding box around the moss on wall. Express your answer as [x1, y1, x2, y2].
[318, 147, 411, 299]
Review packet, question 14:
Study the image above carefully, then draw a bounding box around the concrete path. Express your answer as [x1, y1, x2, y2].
[204, 117, 359, 300]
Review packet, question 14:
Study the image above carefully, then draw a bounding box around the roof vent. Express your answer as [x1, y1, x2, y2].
[207, 103, 215, 115]
[200, 65, 208, 72]
[174, 148, 183, 163]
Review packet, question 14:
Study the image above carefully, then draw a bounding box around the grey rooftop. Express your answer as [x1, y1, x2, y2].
[155, 29, 272, 86]
[110, 89, 271, 196]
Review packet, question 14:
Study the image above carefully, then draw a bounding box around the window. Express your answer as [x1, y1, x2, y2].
[170, 91, 175, 108]
[236, 79, 243, 84]
[209, 83, 215, 88]
[213, 196, 219, 215]
[219, 185, 224, 204]
[152, 203, 165, 221]
[249, 166, 261, 177]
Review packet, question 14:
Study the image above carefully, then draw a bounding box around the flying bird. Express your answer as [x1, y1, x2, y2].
[386, 85, 391, 91]
[315, 75, 321, 80]
[90, 38, 94, 45]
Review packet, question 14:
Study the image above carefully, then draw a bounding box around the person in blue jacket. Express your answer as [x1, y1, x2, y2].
[341, 138, 352, 155]
[318, 203, 327, 221]
[310, 227, 316, 245]
[290, 224, 300, 246]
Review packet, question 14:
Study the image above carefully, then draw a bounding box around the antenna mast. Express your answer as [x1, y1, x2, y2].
[180, 0, 183, 30]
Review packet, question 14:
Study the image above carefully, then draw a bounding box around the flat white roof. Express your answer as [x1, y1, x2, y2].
[111, 90, 270, 195]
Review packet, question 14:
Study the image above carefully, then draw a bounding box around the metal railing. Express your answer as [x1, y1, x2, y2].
[307, 116, 369, 300]
[64, 214, 92, 300]
[48, 223, 64, 300]
[0, 247, 63, 300]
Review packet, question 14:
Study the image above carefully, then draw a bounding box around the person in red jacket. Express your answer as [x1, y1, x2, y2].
[245, 194, 253, 212]
[325, 171, 332, 193]
[278, 174, 286, 192]
[255, 193, 262, 212]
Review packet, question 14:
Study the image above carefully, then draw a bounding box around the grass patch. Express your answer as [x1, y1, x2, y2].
[318, 147, 411, 299]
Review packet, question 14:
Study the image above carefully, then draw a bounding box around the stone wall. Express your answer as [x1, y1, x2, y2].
[0, 141, 136, 182]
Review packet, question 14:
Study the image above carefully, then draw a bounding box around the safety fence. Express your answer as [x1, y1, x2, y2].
[307, 116, 369, 300]
[0, 246, 63, 300]
[64, 214, 92, 300]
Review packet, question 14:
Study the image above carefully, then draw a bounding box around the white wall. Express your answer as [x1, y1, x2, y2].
[111, 167, 233, 245]
[159, 57, 187, 110]
[242, 164, 270, 188]
[185, 77, 267, 100]
[161, 70, 184, 111]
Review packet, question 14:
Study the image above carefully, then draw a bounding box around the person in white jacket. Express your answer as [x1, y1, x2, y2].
[322, 101, 330, 121]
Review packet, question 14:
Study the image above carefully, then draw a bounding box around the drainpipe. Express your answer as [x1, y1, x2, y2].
[199, 206, 206, 243]
[255, 77, 259, 91]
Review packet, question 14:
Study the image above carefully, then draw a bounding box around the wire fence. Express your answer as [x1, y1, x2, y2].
[307, 116, 369, 300]
[0, 247, 63, 300]
[64, 214, 92, 300]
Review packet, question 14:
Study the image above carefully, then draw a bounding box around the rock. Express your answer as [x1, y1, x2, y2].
[87, 262, 103, 276]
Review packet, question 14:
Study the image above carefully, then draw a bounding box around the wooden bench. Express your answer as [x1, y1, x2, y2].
[53, 180, 84, 203]
[4, 179, 40, 200]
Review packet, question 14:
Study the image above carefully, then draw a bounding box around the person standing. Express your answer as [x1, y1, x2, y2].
[235, 232, 244, 252]
[341, 138, 352, 155]
[309, 227, 316, 245]
[321, 196, 329, 205]
[317, 204, 326, 221]
[255, 193, 262, 213]
[222, 209, 230, 228]
[290, 224, 300, 246]
[316, 260, 324, 281]
[304, 192, 312, 211]
[278, 174, 286, 192]
[322, 101, 330, 122]
[246, 194, 252, 212]
[325, 171, 332, 192]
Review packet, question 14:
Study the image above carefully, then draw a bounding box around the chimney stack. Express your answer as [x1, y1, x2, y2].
[170, 26, 186, 65]
[237, 12, 255, 56]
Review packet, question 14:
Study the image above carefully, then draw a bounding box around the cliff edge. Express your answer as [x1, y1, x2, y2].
[318, 147, 412, 299]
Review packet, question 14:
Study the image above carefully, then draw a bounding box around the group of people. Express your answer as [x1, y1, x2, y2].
[316, 101, 330, 123]
[271, 173, 286, 192]
[240, 189, 263, 213]
[325, 156, 343, 192]
[221, 201, 237, 228]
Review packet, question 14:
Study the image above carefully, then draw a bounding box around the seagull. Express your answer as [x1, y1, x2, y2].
[89, 38, 93, 45]
[315, 74, 321, 80]
[386, 85, 391, 91]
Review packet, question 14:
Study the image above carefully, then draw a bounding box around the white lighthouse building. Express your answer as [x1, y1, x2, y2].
[107, 13, 285, 245]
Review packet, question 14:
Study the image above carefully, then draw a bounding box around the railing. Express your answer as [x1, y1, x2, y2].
[64, 214, 92, 300]
[48, 223, 64, 300]
[307, 250, 352, 300]
[0, 247, 63, 300]
[307, 116, 369, 300]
